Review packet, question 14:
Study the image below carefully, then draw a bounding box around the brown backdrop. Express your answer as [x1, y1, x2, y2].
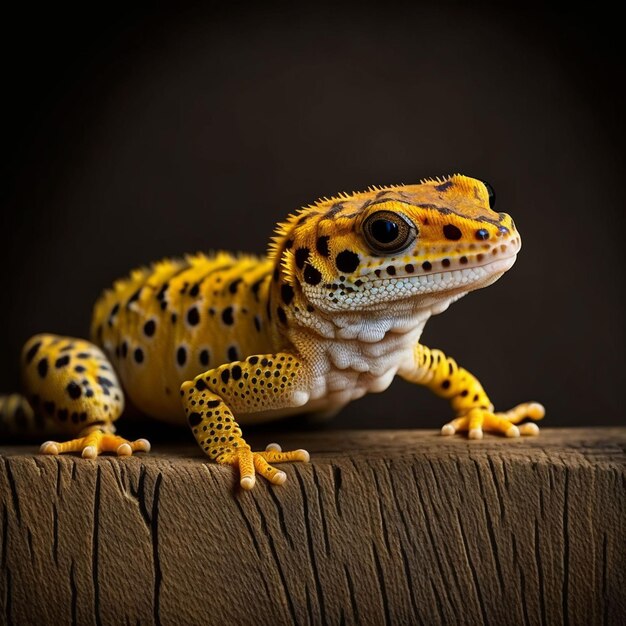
[1, 3, 624, 431]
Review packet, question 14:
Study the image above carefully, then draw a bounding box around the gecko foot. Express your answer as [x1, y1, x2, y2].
[441, 402, 545, 439]
[216, 442, 310, 490]
[40, 430, 151, 458]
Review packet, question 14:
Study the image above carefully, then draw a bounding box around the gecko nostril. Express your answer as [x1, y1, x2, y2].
[475, 229, 489, 240]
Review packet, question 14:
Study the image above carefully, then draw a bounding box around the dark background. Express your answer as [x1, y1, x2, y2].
[1, 3, 624, 432]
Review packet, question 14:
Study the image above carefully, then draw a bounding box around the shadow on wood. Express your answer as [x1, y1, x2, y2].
[1, 428, 625, 625]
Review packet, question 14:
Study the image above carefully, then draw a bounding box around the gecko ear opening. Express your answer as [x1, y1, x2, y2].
[362, 210, 417, 255]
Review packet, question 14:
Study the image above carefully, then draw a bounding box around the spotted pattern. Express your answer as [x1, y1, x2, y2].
[180, 353, 305, 459]
[18, 334, 124, 435]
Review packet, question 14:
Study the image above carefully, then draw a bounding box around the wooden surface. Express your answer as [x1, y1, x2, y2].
[0, 427, 624, 625]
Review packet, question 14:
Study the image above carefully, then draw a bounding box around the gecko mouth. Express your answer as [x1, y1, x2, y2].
[304, 243, 519, 312]
[363, 253, 517, 295]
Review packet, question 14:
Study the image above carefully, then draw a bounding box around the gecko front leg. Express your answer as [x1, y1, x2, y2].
[400, 343, 545, 439]
[180, 353, 311, 489]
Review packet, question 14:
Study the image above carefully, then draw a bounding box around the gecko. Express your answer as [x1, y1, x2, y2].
[0, 174, 544, 489]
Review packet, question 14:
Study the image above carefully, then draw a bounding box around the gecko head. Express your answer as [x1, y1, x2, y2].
[270, 174, 521, 316]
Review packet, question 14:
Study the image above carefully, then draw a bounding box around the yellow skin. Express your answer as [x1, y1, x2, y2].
[1, 174, 544, 489]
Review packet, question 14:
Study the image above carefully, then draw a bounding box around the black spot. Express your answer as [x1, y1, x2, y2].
[177, 346, 187, 366]
[303, 264, 322, 285]
[277, 307, 287, 324]
[126, 288, 142, 308]
[189, 283, 200, 297]
[55, 355, 70, 369]
[222, 307, 234, 325]
[187, 306, 200, 326]
[121, 342, 128, 358]
[188, 413, 203, 427]
[171, 313, 178, 324]
[207, 400, 220, 408]
[248, 356, 259, 364]
[316, 236, 330, 257]
[460, 256, 468, 264]
[254, 315, 261, 332]
[442, 259, 451, 267]
[157, 282, 169, 301]
[134, 348, 144, 364]
[71, 412, 79, 423]
[229, 278, 243, 294]
[405, 264, 414, 273]
[44, 401, 55, 416]
[144, 320, 156, 337]
[97, 376, 114, 388]
[295, 248, 310, 270]
[66, 382, 82, 400]
[443, 224, 462, 241]
[200, 350, 210, 367]
[25, 342, 41, 364]
[232, 365, 242, 381]
[422, 261, 432, 271]
[108, 303, 120, 325]
[228, 346, 238, 361]
[476, 228, 490, 240]
[386, 266, 396, 276]
[435, 180, 454, 192]
[76, 352, 90, 359]
[273, 267, 280, 282]
[221, 369, 230, 384]
[196, 378, 207, 391]
[442, 380, 451, 390]
[335, 250, 360, 273]
[74, 365, 86, 373]
[281, 284, 295, 305]
[285, 239, 294, 249]
[251, 278, 264, 301]
[57, 408, 68, 421]
[37, 358, 48, 378]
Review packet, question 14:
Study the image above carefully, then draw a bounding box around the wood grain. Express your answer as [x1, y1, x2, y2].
[0, 428, 624, 625]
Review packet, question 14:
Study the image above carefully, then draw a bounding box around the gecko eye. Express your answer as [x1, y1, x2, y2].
[481, 180, 496, 210]
[363, 210, 417, 254]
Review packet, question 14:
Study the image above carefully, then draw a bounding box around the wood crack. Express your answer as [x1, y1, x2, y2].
[371, 542, 391, 626]
[92, 465, 102, 626]
[311, 465, 330, 558]
[562, 466, 571, 626]
[3, 459, 21, 525]
[249, 493, 298, 624]
[151, 472, 163, 626]
[70, 560, 78, 626]
[296, 468, 327, 625]
[456, 509, 490, 626]
[534, 517, 547, 626]
[267, 484, 294, 550]
[344, 562, 360, 625]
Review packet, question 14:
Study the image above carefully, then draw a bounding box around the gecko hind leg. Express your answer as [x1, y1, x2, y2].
[41, 429, 151, 458]
[21, 333, 151, 459]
